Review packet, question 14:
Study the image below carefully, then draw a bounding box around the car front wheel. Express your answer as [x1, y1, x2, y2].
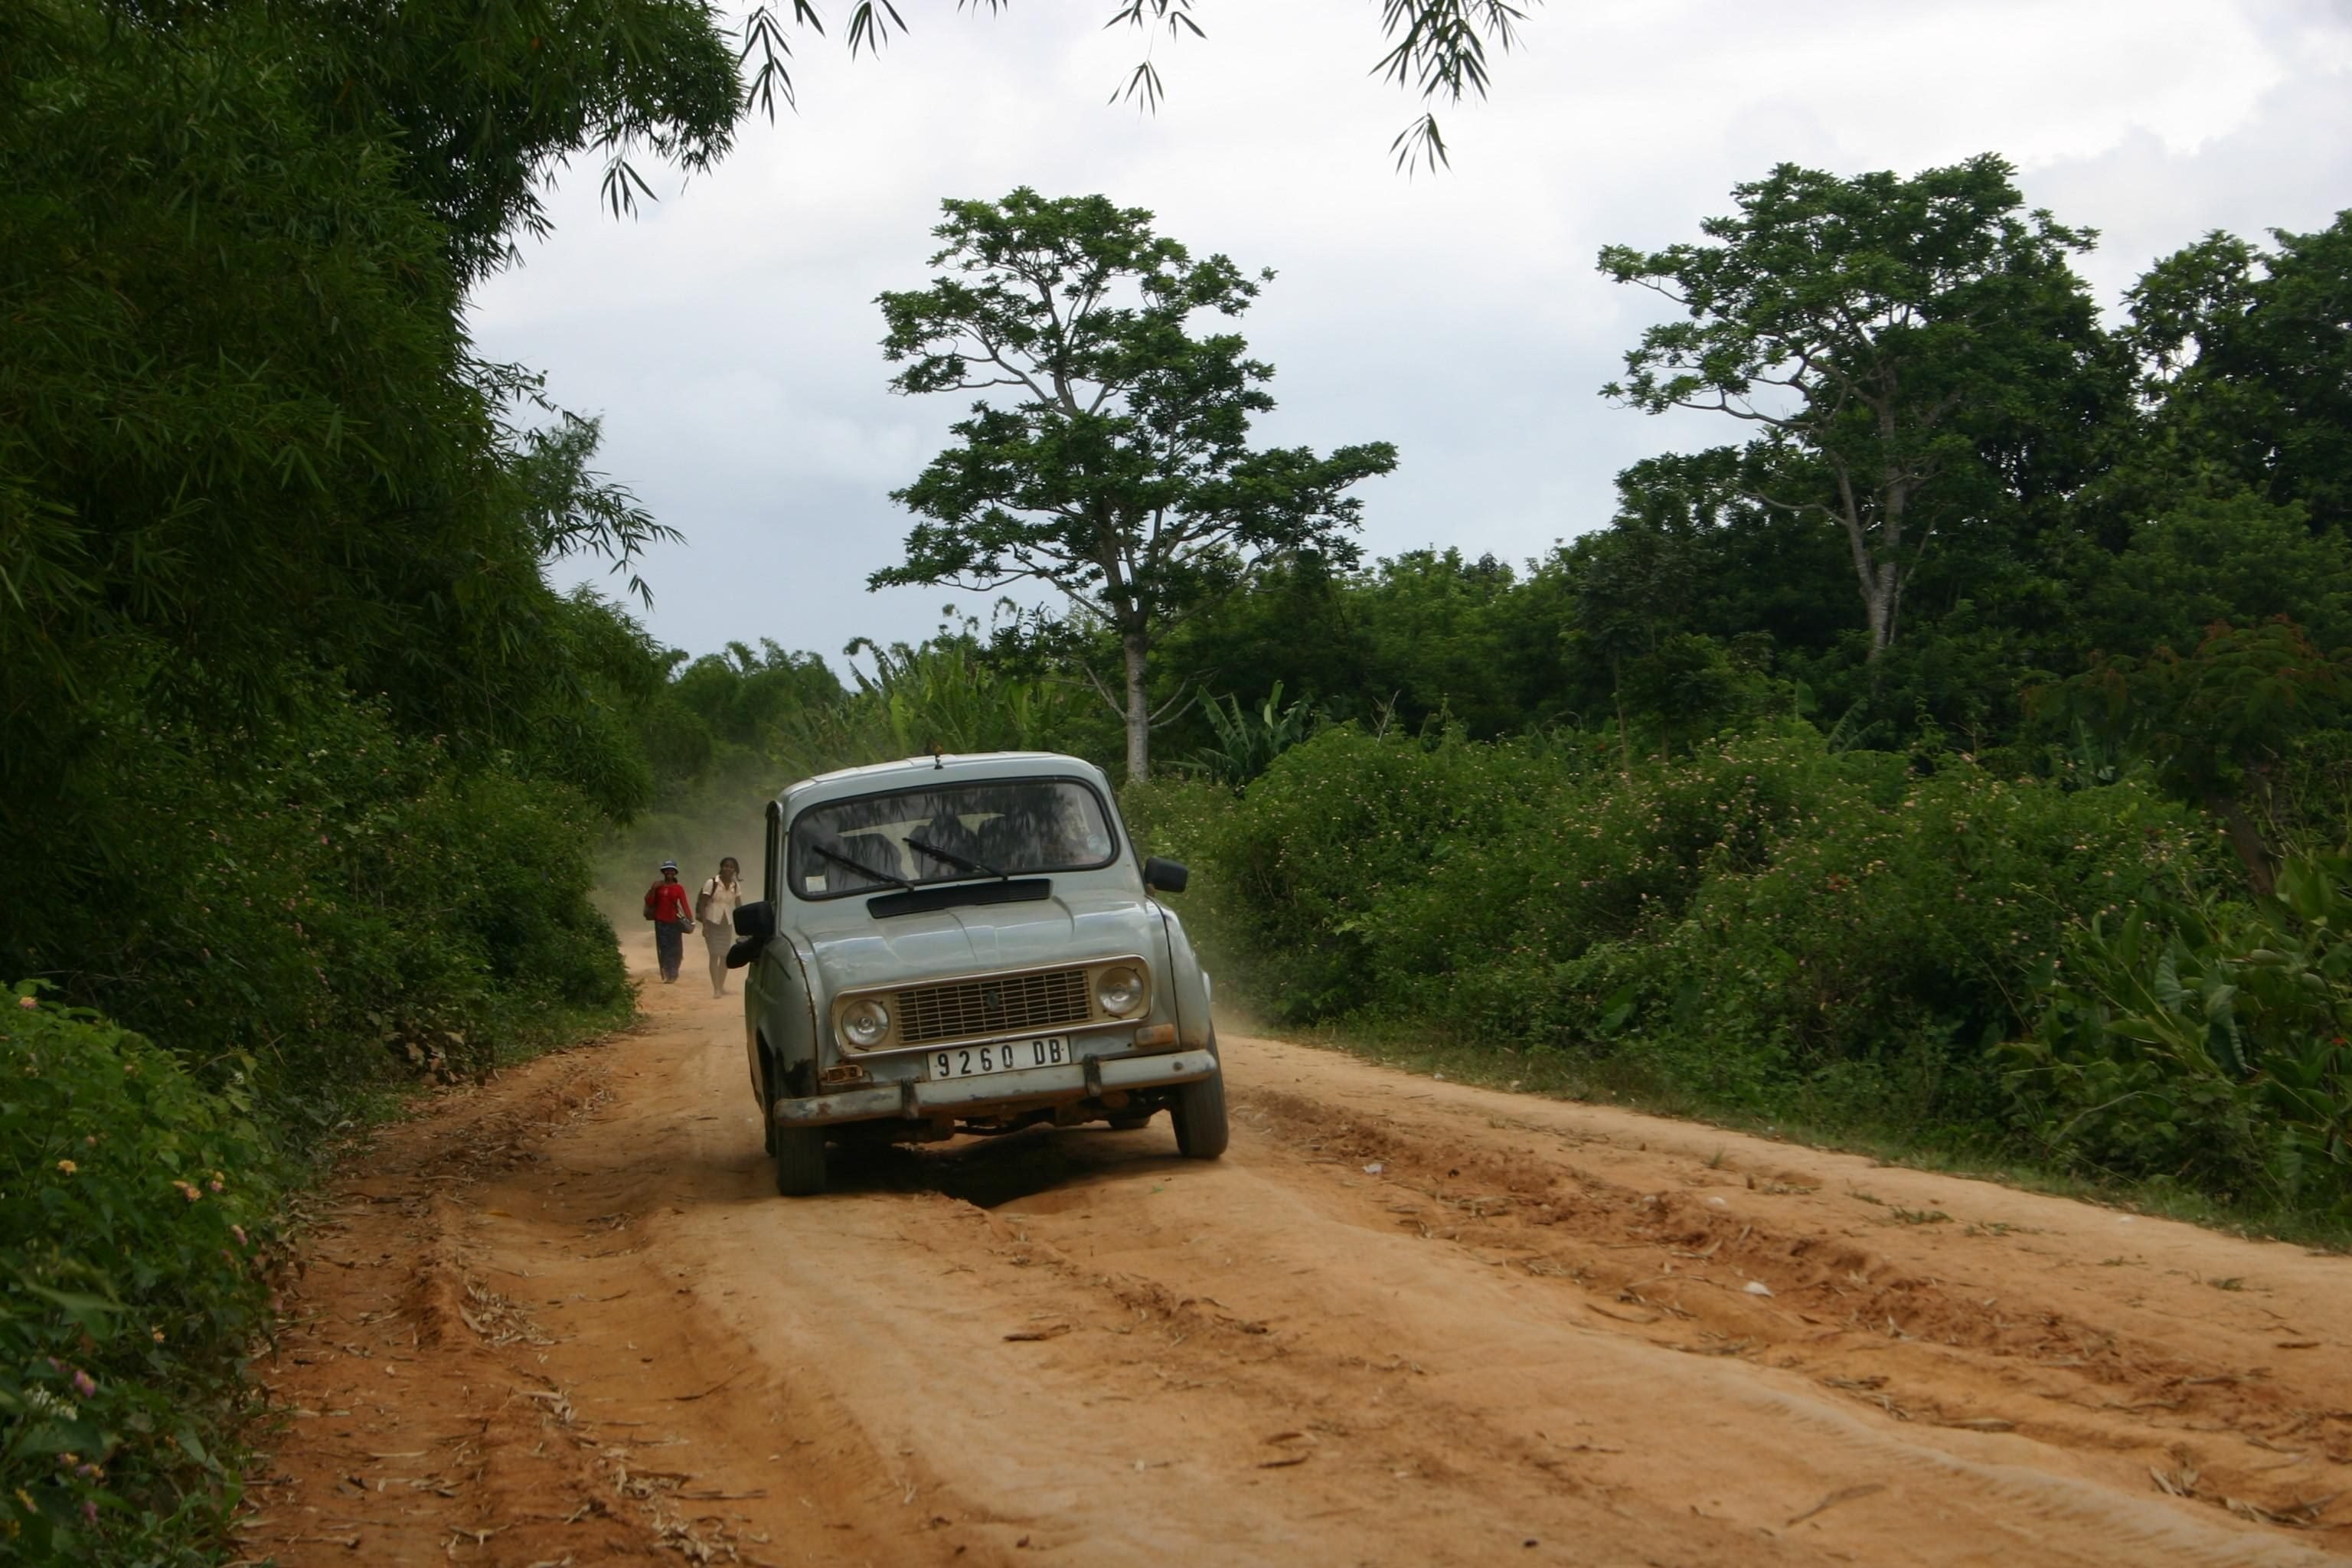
[773, 1123, 828, 1196]
[758, 1050, 780, 1157]
[1171, 1063, 1229, 1161]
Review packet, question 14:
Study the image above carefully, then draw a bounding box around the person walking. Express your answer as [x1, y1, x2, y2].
[643, 861, 694, 983]
[697, 857, 744, 998]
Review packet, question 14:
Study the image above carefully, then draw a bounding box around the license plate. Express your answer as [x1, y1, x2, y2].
[929, 1037, 1070, 1080]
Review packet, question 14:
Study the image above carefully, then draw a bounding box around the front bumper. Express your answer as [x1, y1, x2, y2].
[773, 1047, 1218, 1129]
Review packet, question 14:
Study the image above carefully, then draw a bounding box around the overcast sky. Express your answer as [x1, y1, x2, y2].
[469, 0, 2352, 673]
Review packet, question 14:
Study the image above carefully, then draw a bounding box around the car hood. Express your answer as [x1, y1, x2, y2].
[795, 887, 1167, 999]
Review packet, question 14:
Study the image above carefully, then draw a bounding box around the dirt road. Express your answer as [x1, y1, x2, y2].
[243, 937, 2352, 1566]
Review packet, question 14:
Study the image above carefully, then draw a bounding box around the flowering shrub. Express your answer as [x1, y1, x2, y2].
[1569, 749, 2205, 1125]
[1154, 723, 2278, 1170]
[1, 985, 276, 1564]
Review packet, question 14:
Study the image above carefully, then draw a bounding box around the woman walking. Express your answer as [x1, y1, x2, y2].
[643, 860, 693, 983]
[697, 857, 744, 998]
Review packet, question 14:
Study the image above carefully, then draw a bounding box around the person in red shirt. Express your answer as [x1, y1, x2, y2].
[643, 861, 694, 982]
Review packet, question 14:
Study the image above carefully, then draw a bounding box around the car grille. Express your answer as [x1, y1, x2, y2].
[895, 967, 1094, 1046]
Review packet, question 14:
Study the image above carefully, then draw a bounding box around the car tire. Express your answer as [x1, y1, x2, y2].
[759, 1051, 779, 1157]
[773, 1125, 828, 1197]
[1171, 1067, 1229, 1161]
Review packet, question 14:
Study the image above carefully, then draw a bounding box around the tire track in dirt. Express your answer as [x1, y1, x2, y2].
[245, 936, 2352, 1566]
[1225, 1080, 2352, 1547]
[243, 1032, 932, 1566]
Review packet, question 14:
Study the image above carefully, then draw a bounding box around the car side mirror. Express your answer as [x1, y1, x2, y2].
[1142, 856, 1189, 894]
[725, 900, 776, 969]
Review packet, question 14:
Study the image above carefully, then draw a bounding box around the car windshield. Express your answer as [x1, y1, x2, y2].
[789, 777, 1119, 900]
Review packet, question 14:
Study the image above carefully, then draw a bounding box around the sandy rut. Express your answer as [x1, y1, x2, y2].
[241, 936, 2352, 1566]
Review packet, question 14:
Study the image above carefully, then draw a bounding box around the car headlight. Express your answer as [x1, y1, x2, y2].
[840, 998, 890, 1048]
[1095, 965, 1145, 1018]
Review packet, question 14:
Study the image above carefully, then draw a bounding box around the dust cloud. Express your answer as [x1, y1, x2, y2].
[595, 761, 779, 929]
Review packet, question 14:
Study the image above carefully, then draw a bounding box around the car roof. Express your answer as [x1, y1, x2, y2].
[776, 751, 1114, 811]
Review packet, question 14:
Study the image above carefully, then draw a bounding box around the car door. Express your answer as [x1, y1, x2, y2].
[743, 798, 783, 1101]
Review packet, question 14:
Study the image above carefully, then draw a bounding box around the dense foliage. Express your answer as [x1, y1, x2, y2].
[2, 0, 746, 1558]
[0, 0, 724, 1057]
[2008, 849, 2352, 1212]
[1125, 730, 2266, 1180]
[2, 988, 277, 1563]
[1109, 178, 2352, 780]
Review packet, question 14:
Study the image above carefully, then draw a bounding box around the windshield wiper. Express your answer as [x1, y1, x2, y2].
[808, 841, 916, 893]
[905, 836, 1010, 881]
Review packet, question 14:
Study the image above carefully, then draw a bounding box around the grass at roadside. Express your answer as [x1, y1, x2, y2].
[1233, 1008, 2352, 1256]
[282, 989, 638, 1166]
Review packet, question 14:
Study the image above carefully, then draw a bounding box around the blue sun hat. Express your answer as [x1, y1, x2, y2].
[659, 859, 679, 871]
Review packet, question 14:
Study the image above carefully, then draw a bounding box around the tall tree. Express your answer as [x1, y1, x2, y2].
[299, 0, 742, 283]
[1599, 155, 2109, 659]
[2126, 211, 2352, 536]
[0, 0, 733, 890]
[871, 190, 1396, 779]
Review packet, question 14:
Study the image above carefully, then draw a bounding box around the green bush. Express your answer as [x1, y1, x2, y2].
[1576, 749, 2204, 1126]
[2006, 848, 2352, 1212]
[1370, 729, 1849, 1032]
[2, 985, 277, 1566]
[1178, 724, 1528, 1018]
[1168, 724, 1835, 1024]
[1178, 722, 2226, 1148]
[1119, 773, 1252, 995]
[15, 680, 632, 1131]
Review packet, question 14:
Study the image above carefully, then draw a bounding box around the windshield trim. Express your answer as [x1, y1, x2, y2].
[784, 773, 1125, 903]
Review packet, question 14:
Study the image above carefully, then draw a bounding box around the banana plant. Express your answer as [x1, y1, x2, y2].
[769, 635, 1079, 778]
[2007, 848, 2352, 1207]
[1187, 682, 1324, 790]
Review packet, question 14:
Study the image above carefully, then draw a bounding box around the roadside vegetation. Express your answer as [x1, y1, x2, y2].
[2, 990, 276, 1565]
[5, 0, 2350, 1556]
[1125, 730, 2352, 1239]
[2, 0, 737, 1556]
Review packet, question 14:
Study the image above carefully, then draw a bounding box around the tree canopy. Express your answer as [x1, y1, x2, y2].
[871, 189, 1396, 778]
[0, 0, 749, 1084]
[0, 0, 737, 804]
[1600, 155, 2117, 659]
[2125, 212, 2352, 535]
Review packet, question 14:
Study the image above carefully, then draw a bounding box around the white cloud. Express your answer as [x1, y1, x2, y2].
[469, 0, 2352, 668]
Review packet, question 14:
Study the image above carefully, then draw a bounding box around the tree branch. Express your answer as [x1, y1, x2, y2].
[1148, 681, 1200, 724]
[1079, 659, 1125, 717]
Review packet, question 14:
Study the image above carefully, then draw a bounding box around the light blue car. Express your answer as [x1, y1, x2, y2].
[725, 751, 1226, 1195]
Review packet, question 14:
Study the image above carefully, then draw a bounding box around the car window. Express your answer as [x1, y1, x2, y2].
[788, 778, 1119, 899]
